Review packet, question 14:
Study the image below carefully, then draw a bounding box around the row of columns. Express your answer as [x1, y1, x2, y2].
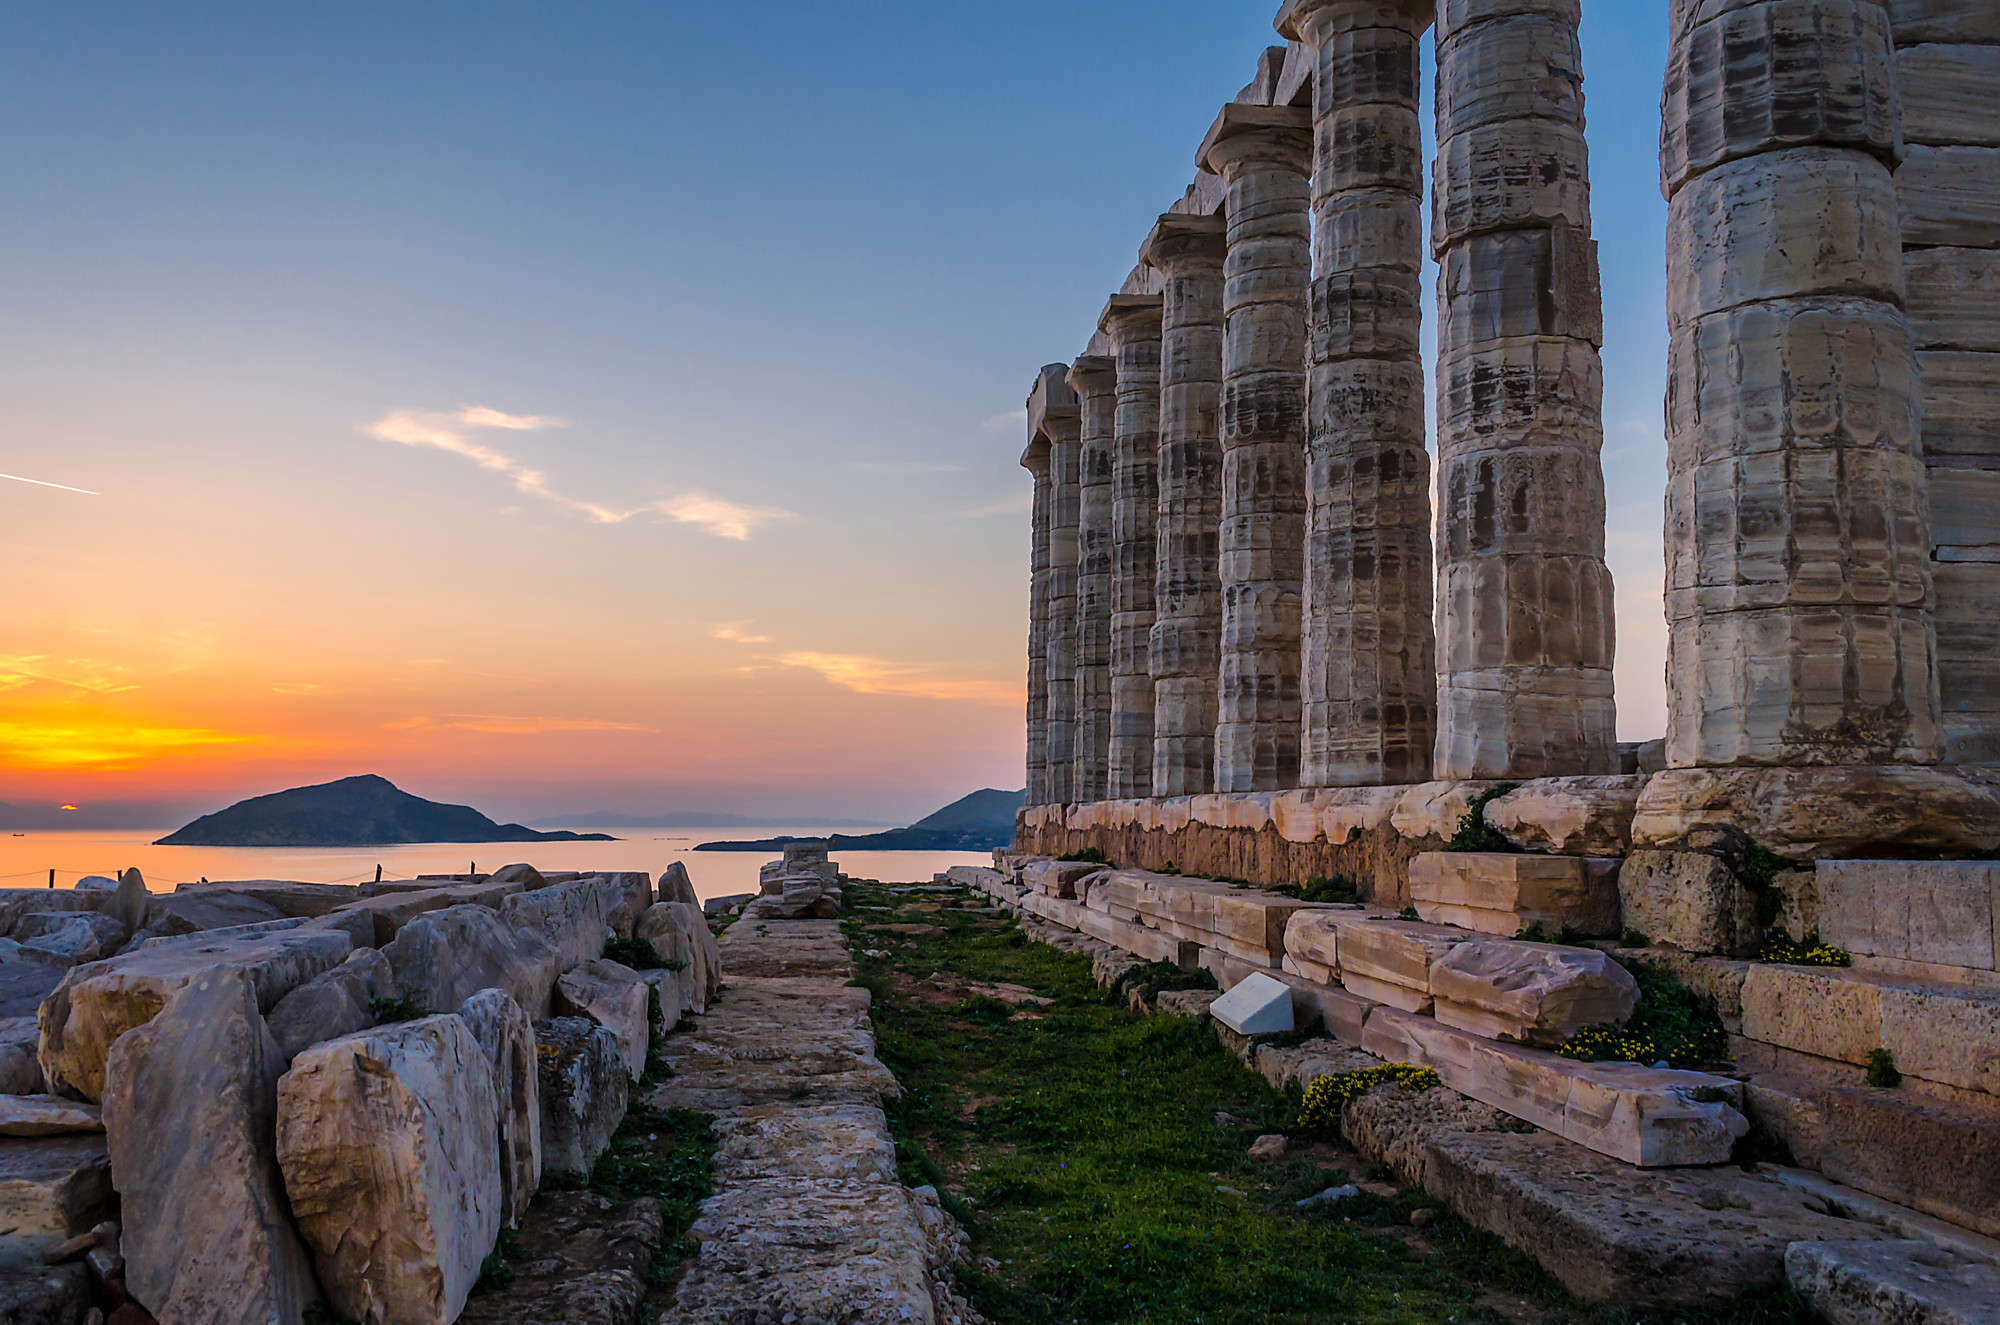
[1024, 0, 1619, 804]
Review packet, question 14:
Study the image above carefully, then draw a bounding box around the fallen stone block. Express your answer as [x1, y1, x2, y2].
[487, 863, 549, 890]
[555, 959, 650, 1077]
[38, 928, 352, 1101]
[701, 892, 753, 916]
[265, 947, 394, 1061]
[142, 890, 287, 937]
[321, 880, 526, 948]
[0, 1098, 99, 1138]
[10, 914, 127, 967]
[1157, 989, 1219, 1019]
[635, 904, 704, 1014]
[278, 1015, 502, 1325]
[0, 970, 61, 1023]
[1339, 1081, 1514, 1188]
[1630, 766, 2000, 861]
[0, 1261, 88, 1324]
[104, 969, 319, 1325]
[1815, 861, 1999, 973]
[460, 988, 541, 1228]
[1744, 1070, 2000, 1239]
[1021, 860, 1101, 899]
[172, 880, 360, 918]
[1364, 1008, 1747, 1167]
[384, 904, 561, 1023]
[1424, 1131, 1899, 1305]
[0, 892, 98, 940]
[1211, 973, 1294, 1036]
[1410, 852, 1622, 938]
[132, 916, 308, 952]
[0, 1136, 112, 1256]
[1787, 1240, 2000, 1325]
[589, 873, 652, 938]
[656, 900, 723, 1005]
[1428, 940, 1638, 1047]
[0, 1017, 40, 1095]
[535, 1017, 628, 1179]
[1335, 916, 1471, 1011]
[658, 861, 699, 907]
[1740, 964, 2000, 1096]
[504, 881, 625, 971]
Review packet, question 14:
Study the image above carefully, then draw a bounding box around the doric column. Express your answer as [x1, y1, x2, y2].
[1662, 0, 1937, 768]
[1069, 354, 1118, 802]
[1029, 365, 1083, 802]
[1199, 105, 1313, 793]
[1102, 295, 1166, 799]
[1281, 0, 1438, 788]
[1022, 435, 1051, 805]
[1431, 0, 1618, 780]
[1141, 214, 1229, 797]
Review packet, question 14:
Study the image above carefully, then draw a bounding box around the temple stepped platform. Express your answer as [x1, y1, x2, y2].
[951, 855, 2000, 1314]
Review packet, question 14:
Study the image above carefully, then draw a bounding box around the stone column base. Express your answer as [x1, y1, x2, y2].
[1632, 766, 2000, 859]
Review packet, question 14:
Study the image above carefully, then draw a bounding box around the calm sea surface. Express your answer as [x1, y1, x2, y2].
[0, 829, 991, 903]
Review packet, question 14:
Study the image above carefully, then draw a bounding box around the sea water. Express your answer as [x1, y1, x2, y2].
[0, 828, 991, 903]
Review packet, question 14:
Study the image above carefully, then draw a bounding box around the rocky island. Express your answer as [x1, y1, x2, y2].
[156, 775, 616, 847]
[694, 787, 1024, 853]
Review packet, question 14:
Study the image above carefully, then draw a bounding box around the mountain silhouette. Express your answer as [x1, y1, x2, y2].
[156, 775, 615, 847]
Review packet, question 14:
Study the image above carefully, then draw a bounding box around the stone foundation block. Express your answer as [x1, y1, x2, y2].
[1364, 1008, 1747, 1166]
[1021, 860, 1101, 899]
[385, 904, 562, 1023]
[1740, 965, 2000, 1096]
[554, 959, 651, 1077]
[1411, 852, 1622, 937]
[1423, 1131, 1895, 1305]
[1631, 766, 2000, 860]
[1281, 953, 1339, 986]
[1618, 850, 1758, 956]
[1071, 908, 1191, 968]
[1429, 940, 1639, 1047]
[1482, 776, 1644, 856]
[534, 1017, 628, 1179]
[1816, 861, 1999, 973]
[459, 988, 542, 1228]
[1344, 971, 1435, 1014]
[1333, 915, 1472, 990]
[0, 1136, 112, 1250]
[1787, 1240, 2000, 1325]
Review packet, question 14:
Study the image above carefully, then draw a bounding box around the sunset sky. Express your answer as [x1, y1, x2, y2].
[0, 3, 1671, 826]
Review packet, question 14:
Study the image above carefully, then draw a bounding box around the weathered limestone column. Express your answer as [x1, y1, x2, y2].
[1141, 214, 1229, 796]
[1102, 295, 1166, 799]
[1021, 432, 1052, 805]
[1068, 353, 1118, 801]
[1029, 366, 1083, 802]
[1891, 10, 2000, 764]
[1431, 0, 1618, 780]
[1661, 0, 1938, 768]
[1199, 105, 1313, 793]
[1280, 0, 1439, 788]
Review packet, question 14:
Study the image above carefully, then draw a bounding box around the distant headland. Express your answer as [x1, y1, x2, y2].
[694, 787, 1023, 853]
[155, 774, 617, 847]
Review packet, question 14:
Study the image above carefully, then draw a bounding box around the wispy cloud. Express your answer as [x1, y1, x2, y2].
[710, 622, 771, 644]
[776, 651, 1020, 706]
[385, 713, 659, 735]
[0, 655, 139, 696]
[269, 682, 326, 696]
[846, 461, 964, 475]
[365, 406, 794, 540]
[982, 408, 1029, 432]
[962, 491, 1034, 517]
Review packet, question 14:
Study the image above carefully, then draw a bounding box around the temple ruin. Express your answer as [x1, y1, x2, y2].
[1005, 0, 2000, 1312]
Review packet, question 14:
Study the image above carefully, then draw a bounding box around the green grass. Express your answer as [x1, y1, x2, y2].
[845, 885, 1814, 1325]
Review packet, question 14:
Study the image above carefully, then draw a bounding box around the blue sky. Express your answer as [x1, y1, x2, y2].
[0, 2, 1671, 821]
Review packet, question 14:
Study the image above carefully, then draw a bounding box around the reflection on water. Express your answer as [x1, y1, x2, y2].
[0, 829, 993, 903]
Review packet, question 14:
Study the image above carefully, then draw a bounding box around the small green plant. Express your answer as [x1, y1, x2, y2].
[304, 1307, 362, 1325]
[1759, 929, 1851, 967]
[1297, 1063, 1440, 1136]
[1112, 960, 1218, 1005]
[1557, 958, 1727, 1068]
[1058, 847, 1110, 865]
[1397, 906, 1422, 921]
[471, 1227, 519, 1295]
[1262, 875, 1362, 904]
[1153, 861, 1183, 876]
[1621, 927, 1651, 949]
[1513, 921, 1588, 946]
[368, 996, 429, 1024]
[1444, 783, 1520, 853]
[602, 934, 682, 971]
[1865, 1048, 1902, 1089]
[949, 993, 1018, 1020]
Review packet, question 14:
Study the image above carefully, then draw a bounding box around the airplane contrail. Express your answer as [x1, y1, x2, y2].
[0, 472, 98, 496]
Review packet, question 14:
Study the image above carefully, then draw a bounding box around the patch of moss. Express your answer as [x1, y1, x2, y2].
[471, 1226, 519, 1295]
[1866, 1049, 1902, 1089]
[1111, 960, 1218, 1006]
[1445, 783, 1520, 853]
[1058, 848, 1110, 865]
[1397, 906, 1422, 922]
[368, 996, 429, 1024]
[603, 935, 682, 972]
[1514, 921, 1589, 946]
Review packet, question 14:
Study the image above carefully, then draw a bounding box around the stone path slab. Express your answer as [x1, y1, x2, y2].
[651, 914, 979, 1324]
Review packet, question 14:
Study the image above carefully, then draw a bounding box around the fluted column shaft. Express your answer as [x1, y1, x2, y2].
[1284, 0, 1438, 788]
[1431, 0, 1618, 780]
[1143, 216, 1229, 797]
[1202, 109, 1313, 793]
[1044, 409, 1082, 803]
[1104, 296, 1166, 799]
[1069, 355, 1118, 802]
[1661, 0, 1937, 767]
[1023, 441, 1051, 805]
